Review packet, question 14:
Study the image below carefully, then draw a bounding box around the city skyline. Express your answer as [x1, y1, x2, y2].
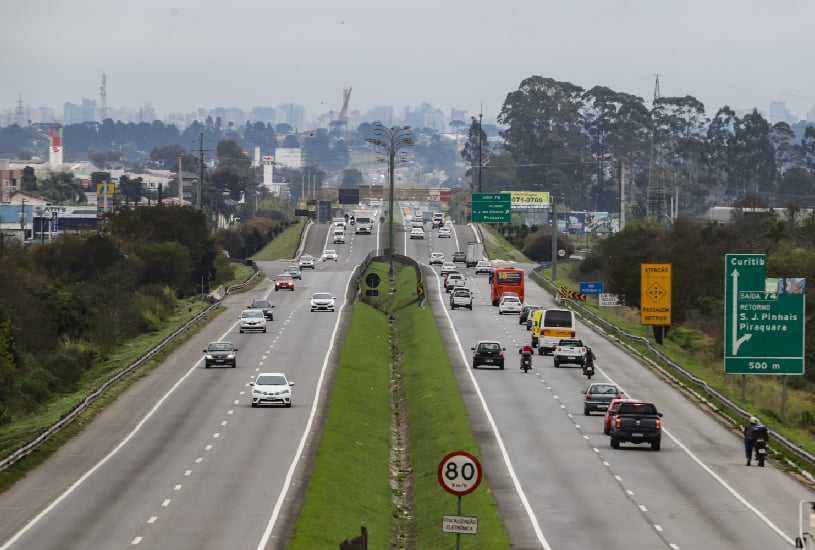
[2, 0, 815, 127]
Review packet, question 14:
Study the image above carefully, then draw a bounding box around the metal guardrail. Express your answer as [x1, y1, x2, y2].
[528, 269, 815, 470]
[0, 269, 262, 473]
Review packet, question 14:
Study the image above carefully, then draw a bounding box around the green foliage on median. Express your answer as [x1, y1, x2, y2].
[287, 261, 510, 548]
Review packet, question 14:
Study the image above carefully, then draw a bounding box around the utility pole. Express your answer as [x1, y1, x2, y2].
[178, 153, 184, 204]
[551, 197, 558, 281]
[198, 132, 204, 210]
[478, 112, 483, 193]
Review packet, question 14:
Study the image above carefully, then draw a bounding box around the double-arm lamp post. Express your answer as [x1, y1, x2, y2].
[365, 124, 413, 278]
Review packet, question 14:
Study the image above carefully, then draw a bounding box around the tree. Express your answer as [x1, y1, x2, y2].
[340, 168, 364, 187]
[21, 166, 37, 192]
[461, 117, 489, 191]
[498, 76, 589, 207]
[731, 109, 776, 198]
[39, 172, 86, 204]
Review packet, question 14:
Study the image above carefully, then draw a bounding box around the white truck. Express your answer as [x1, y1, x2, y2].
[354, 214, 373, 234]
[553, 338, 587, 368]
[465, 242, 485, 268]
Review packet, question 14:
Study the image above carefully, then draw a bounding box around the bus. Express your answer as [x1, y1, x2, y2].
[531, 308, 577, 354]
[491, 267, 525, 306]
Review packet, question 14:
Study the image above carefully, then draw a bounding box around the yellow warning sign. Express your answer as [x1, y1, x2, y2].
[640, 263, 671, 325]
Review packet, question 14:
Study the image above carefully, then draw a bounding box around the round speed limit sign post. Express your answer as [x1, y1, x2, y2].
[438, 451, 482, 496]
[439, 451, 482, 548]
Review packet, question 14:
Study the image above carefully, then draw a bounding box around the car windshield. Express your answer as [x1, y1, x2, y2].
[277, 275, 292, 280]
[479, 342, 500, 351]
[301, 255, 313, 261]
[454, 290, 469, 297]
[242, 310, 263, 318]
[502, 297, 519, 303]
[251, 300, 271, 308]
[313, 293, 332, 300]
[591, 384, 618, 394]
[288, 266, 299, 272]
[208, 343, 232, 351]
[256, 375, 287, 386]
[324, 250, 336, 255]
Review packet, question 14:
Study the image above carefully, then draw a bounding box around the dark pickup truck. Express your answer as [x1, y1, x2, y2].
[610, 401, 663, 451]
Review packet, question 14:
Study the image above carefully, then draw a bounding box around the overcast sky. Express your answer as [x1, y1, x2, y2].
[3, 0, 815, 124]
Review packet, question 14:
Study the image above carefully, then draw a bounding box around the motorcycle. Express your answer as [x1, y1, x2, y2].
[582, 350, 595, 379]
[753, 425, 769, 467]
[519, 348, 533, 373]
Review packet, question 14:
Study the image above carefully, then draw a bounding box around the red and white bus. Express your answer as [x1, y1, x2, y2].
[491, 267, 525, 306]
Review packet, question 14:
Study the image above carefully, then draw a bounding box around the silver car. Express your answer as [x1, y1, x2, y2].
[239, 309, 267, 333]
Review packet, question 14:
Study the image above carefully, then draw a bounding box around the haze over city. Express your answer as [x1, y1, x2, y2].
[3, 0, 815, 125]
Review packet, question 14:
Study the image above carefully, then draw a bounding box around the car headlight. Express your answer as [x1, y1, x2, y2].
[205, 354, 214, 359]
[226, 354, 235, 359]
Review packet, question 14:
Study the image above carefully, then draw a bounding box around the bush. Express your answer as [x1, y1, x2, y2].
[20, 367, 58, 403]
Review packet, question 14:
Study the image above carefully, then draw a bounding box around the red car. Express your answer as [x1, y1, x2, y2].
[275, 273, 295, 291]
[603, 398, 641, 435]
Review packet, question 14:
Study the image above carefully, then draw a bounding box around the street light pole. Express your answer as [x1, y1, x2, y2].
[366, 123, 413, 279]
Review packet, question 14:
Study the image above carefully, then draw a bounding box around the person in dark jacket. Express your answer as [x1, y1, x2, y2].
[744, 416, 759, 465]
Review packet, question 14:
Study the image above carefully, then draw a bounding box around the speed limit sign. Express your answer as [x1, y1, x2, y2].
[438, 451, 482, 496]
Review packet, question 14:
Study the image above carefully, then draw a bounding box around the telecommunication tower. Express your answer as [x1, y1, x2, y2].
[100, 73, 108, 121]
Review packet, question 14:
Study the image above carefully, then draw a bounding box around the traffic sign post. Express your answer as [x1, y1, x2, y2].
[438, 451, 482, 547]
[724, 254, 805, 375]
[472, 193, 511, 223]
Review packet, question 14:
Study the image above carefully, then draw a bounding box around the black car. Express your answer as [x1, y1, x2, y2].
[249, 299, 275, 321]
[452, 251, 466, 263]
[203, 342, 238, 368]
[471, 340, 506, 369]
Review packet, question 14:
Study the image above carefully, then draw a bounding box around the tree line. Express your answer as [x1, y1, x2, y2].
[0, 206, 290, 425]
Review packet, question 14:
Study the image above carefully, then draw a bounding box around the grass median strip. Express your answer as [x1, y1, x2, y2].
[287, 261, 509, 548]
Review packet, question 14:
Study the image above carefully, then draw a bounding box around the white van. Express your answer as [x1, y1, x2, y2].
[531, 308, 577, 354]
[333, 229, 346, 244]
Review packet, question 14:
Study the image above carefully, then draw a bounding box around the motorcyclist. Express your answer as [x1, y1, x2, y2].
[583, 346, 595, 375]
[520, 344, 534, 369]
[744, 416, 763, 466]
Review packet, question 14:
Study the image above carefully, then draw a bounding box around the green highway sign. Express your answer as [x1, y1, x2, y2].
[472, 193, 511, 223]
[724, 254, 805, 375]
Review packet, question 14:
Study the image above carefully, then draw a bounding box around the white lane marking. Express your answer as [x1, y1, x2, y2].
[184, 470, 191, 477]
[174, 485, 182, 491]
[255, 267, 358, 550]
[195, 457, 203, 463]
[220, 421, 228, 426]
[161, 499, 170, 507]
[205, 445, 212, 451]
[131, 536, 142, 545]
[655, 524, 664, 532]
[228, 409, 234, 415]
[147, 516, 157, 524]
[438, 276, 553, 550]
[639, 504, 648, 512]
[0, 322, 243, 549]
[213, 433, 220, 438]
[594, 368, 795, 546]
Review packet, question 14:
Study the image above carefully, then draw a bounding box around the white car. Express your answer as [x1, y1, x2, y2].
[299, 254, 315, 269]
[410, 227, 425, 239]
[251, 372, 294, 408]
[322, 249, 338, 261]
[311, 292, 336, 312]
[475, 260, 493, 274]
[440, 262, 457, 275]
[438, 226, 452, 238]
[444, 272, 466, 292]
[429, 252, 445, 265]
[239, 309, 267, 333]
[498, 295, 523, 315]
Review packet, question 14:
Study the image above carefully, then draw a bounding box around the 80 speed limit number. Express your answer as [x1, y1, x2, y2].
[437, 451, 483, 496]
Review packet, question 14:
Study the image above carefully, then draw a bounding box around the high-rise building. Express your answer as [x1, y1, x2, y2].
[769, 101, 787, 124]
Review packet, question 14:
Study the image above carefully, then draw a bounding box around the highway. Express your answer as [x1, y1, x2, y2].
[0, 209, 813, 549]
[0, 219, 373, 550]
[407, 218, 814, 549]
